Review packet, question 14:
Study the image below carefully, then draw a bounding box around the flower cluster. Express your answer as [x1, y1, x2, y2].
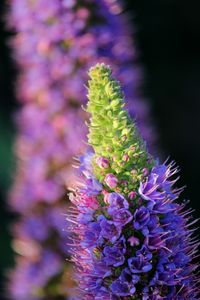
[69, 64, 199, 299]
[8, 1, 155, 299]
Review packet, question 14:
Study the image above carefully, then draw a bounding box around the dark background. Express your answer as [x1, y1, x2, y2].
[0, 0, 200, 298]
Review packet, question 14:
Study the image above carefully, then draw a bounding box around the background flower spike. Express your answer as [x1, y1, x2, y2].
[69, 63, 200, 299]
[7, 1, 157, 299]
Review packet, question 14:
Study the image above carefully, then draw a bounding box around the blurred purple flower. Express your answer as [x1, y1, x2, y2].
[8, 0, 156, 299]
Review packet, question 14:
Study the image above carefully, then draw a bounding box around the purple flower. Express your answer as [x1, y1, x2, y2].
[81, 222, 102, 249]
[80, 151, 94, 177]
[99, 217, 121, 243]
[103, 246, 124, 267]
[173, 252, 191, 267]
[139, 162, 178, 205]
[72, 145, 200, 299]
[103, 236, 126, 267]
[82, 176, 102, 196]
[152, 200, 177, 214]
[110, 278, 136, 297]
[152, 270, 177, 286]
[142, 214, 160, 236]
[91, 260, 111, 279]
[145, 234, 165, 250]
[112, 208, 133, 226]
[9, 250, 62, 300]
[21, 216, 49, 241]
[120, 268, 140, 284]
[133, 206, 150, 229]
[139, 173, 165, 202]
[136, 245, 153, 261]
[8, 0, 156, 298]
[107, 192, 129, 213]
[77, 210, 94, 225]
[128, 255, 152, 273]
[95, 288, 112, 300]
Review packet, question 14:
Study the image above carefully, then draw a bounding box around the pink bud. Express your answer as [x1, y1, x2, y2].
[105, 173, 118, 189]
[96, 156, 109, 169]
[128, 191, 137, 200]
[128, 236, 140, 247]
[122, 153, 129, 162]
[142, 167, 149, 177]
[102, 190, 110, 204]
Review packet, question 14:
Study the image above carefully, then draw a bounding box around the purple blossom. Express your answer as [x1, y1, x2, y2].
[128, 255, 152, 273]
[9, 250, 62, 300]
[79, 151, 94, 177]
[81, 222, 102, 249]
[107, 192, 129, 212]
[145, 233, 165, 250]
[110, 278, 136, 296]
[136, 245, 153, 261]
[103, 242, 125, 267]
[81, 176, 102, 196]
[112, 208, 133, 226]
[70, 156, 199, 299]
[90, 260, 112, 279]
[8, 2, 155, 297]
[141, 214, 160, 236]
[77, 210, 94, 225]
[133, 206, 150, 229]
[139, 162, 179, 205]
[120, 268, 140, 284]
[99, 216, 121, 243]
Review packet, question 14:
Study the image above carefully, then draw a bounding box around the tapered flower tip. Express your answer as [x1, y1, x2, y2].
[86, 63, 151, 192]
[89, 63, 112, 79]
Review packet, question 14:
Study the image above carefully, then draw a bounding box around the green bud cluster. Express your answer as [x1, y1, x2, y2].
[86, 63, 153, 193]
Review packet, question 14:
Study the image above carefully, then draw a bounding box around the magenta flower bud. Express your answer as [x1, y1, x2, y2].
[128, 191, 137, 200]
[122, 153, 129, 162]
[96, 156, 109, 169]
[128, 236, 140, 247]
[102, 190, 110, 204]
[105, 174, 118, 189]
[142, 168, 149, 177]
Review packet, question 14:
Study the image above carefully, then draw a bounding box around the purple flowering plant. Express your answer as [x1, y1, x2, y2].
[7, 1, 156, 299]
[69, 64, 199, 299]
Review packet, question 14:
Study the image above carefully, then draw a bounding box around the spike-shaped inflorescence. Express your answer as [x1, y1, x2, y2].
[7, 1, 156, 299]
[69, 64, 199, 299]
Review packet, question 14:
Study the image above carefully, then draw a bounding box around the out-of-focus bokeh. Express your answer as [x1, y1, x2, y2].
[0, 0, 200, 299]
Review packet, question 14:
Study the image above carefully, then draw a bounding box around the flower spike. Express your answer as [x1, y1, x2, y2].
[69, 64, 200, 299]
[7, 1, 156, 299]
